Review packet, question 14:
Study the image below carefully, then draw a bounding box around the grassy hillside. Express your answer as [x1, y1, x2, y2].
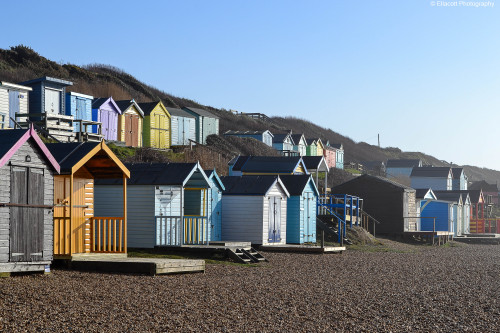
[1, 45, 499, 185]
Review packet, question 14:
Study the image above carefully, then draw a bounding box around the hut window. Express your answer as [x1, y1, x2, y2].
[25, 155, 31, 162]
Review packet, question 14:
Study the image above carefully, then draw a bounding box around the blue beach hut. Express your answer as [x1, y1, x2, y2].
[204, 169, 225, 241]
[280, 175, 319, 244]
[66, 91, 93, 132]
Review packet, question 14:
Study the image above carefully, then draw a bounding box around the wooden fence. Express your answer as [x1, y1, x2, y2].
[90, 217, 126, 253]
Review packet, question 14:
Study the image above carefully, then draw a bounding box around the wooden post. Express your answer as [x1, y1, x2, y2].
[69, 174, 73, 256]
[123, 174, 127, 253]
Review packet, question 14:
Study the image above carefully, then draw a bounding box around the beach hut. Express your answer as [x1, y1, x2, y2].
[19, 76, 72, 117]
[470, 181, 497, 205]
[305, 139, 317, 156]
[280, 175, 319, 244]
[204, 169, 225, 241]
[272, 133, 294, 153]
[228, 156, 308, 176]
[330, 143, 344, 169]
[0, 81, 32, 129]
[291, 133, 307, 156]
[0, 127, 60, 274]
[92, 97, 122, 141]
[302, 156, 329, 194]
[65, 91, 102, 141]
[323, 146, 336, 169]
[182, 107, 219, 144]
[451, 167, 468, 191]
[220, 175, 290, 245]
[465, 189, 486, 233]
[386, 159, 422, 178]
[224, 130, 274, 147]
[114, 100, 144, 147]
[168, 107, 196, 146]
[420, 191, 462, 235]
[333, 174, 417, 235]
[94, 162, 211, 248]
[18, 77, 74, 141]
[45, 141, 130, 258]
[316, 139, 325, 157]
[410, 167, 453, 191]
[139, 101, 171, 149]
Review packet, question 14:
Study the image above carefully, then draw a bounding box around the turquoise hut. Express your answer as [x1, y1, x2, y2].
[182, 107, 219, 144]
[204, 169, 225, 241]
[280, 175, 319, 244]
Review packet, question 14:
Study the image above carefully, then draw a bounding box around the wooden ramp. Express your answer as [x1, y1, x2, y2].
[258, 244, 346, 254]
[60, 254, 205, 276]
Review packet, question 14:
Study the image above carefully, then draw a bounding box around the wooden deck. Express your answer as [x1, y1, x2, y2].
[0, 261, 51, 276]
[454, 234, 500, 245]
[257, 244, 346, 253]
[57, 254, 205, 275]
[404, 231, 454, 236]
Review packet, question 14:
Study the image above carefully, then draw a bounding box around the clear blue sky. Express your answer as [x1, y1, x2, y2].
[2, 1, 499, 169]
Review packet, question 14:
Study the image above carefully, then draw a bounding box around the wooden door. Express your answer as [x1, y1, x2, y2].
[45, 88, 60, 114]
[132, 115, 139, 147]
[8, 90, 19, 128]
[268, 196, 281, 243]
[124, 114, 133, 146]
[10, 167, 44, 262]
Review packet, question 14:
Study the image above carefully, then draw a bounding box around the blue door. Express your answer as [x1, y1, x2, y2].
[268, 196, 281, 243]
[304, 193, 315, 243]
[74, 97, 86, 132]
[8, 90, 20, 128]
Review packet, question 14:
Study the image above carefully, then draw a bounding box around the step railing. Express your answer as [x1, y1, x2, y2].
[359, 209, 381, 237]
[90, 217, 126, 253]
[317, 203, 347, 244]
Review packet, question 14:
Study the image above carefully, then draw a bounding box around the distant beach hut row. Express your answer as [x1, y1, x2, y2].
[0, 77, 219, 148]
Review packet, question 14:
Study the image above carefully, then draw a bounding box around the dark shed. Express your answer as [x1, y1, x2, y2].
[333, 174, 417, 234]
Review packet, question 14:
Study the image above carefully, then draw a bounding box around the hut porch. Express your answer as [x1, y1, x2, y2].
[48, 141, 130, 258]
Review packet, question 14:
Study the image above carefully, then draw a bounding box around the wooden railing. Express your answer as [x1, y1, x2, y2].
[184, 216, 209, 245]
[90, 217, 126, 253]
[470, 219, 499, 234]
[156, 216, 182, 246]
[54, 217, 71, 255]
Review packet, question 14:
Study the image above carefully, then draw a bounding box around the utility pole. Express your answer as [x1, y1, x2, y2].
[378, 134, 380, 148]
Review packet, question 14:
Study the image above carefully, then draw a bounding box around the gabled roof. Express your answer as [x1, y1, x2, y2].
[334, 174, 414, 192]
[386, 159, 421, 168]
[92, 97, 122, 114]
[410, 167, 452, 178]
[231, 156, 308, 174]
[96, 162, 208, 186]
[204, 169, 225, 191]
[279, 175, 319, 196]
[290, 134, 305, 145]
[0, 127, 59, 173]
[459, 190, 483, 204]
[469, 180, 498, 192]
[415, 188, 437, 200]
[316, 138, 324, 149]
[19, 76, 73, 87]
[273, 133, 294, 144]
[46, 141, 129, 178]
[361, 161, 386, 169]
[433, 190, 463, 204]
[137, 101, 170, 117]
[115, 99, 145, 117]
[451, 168, 465, 180]
[442, 190, 471, 205]
[221, 175, 289, 197]
[301, 156, 329, 172]
[329, 143, 343, 150]
[182, 107, 219, 119]
[67, 91, 93, 99]
[167, 107, 196, 118]
[305, 138, 316, 145]
[224, 130, 273, 137]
